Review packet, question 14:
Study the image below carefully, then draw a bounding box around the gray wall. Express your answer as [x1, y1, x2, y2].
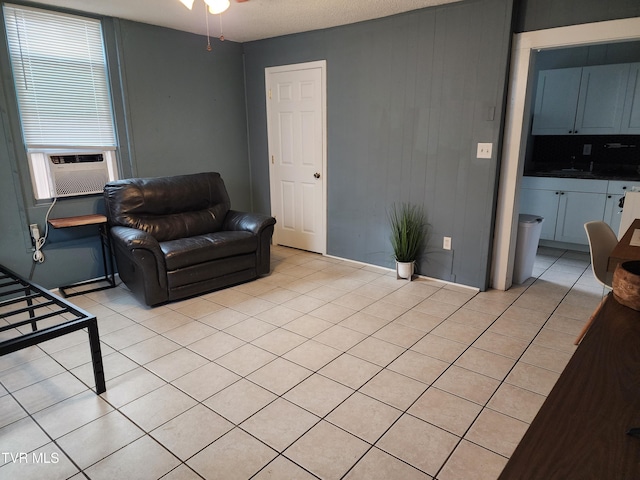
[515, 0, 640, 32]
[534, 41, 640, 71]
[115, 21, 250, 204]
[2, 0, 639, 291]
[244, 0, 514, 289]
[0, 13, 249, 288]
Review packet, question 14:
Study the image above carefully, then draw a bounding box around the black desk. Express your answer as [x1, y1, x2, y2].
[499, 294, 640, 479]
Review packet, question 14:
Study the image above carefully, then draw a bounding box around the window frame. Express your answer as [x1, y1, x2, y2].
[2, 3, 120, 200]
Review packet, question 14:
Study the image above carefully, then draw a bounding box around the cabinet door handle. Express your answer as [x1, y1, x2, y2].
[555, 192, 559, 195]
[560, 192, 565, 195]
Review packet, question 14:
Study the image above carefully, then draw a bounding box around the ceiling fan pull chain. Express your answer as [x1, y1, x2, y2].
[205, 2, 212, 51]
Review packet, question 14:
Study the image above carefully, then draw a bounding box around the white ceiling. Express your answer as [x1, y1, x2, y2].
[28, 0, 462, 43]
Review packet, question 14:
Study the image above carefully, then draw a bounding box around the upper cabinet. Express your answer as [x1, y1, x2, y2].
[532, 67, 582, 135]
[532, 64, 631, 135]
[576, 64, 629, 134]
[621, 63, 640, 134]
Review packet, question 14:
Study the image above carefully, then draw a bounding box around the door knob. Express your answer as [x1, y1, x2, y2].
[314, 172, 320, 179]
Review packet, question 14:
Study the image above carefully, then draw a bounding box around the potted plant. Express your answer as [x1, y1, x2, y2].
[388, 202, 427, 280]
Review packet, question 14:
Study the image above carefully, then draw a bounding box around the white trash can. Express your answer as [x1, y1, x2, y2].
[513, 214, 544, 284]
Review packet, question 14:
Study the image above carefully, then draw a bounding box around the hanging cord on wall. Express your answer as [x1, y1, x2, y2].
[219, 14, 225, 41]
[31, 197, 57, 264]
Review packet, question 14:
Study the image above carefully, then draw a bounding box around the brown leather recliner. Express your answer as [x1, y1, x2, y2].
[103, 172, 276, 306]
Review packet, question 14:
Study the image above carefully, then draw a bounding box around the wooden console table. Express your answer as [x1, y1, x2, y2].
[499, 294, 640, 479]
[0, 264, 105, 393]
[48, 214, 116, 297]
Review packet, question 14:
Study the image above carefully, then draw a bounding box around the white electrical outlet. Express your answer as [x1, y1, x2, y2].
[30, 224, 40, 242]
[477, 143, 492, 159]
[443, 236, 452, 250]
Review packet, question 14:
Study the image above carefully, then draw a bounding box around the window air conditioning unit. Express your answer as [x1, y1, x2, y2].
[28, 150, 119, 200]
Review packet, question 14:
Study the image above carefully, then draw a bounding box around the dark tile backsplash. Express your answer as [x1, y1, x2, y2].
[527, 135, 640, 177]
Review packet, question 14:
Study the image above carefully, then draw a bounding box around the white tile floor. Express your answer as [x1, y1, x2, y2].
[0, 245, 604, 479]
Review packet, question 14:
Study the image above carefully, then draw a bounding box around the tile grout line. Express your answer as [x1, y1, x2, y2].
[430, 249, 591, 479]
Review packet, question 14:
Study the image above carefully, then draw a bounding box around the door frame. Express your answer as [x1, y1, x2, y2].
[491, 17, 640, 291]
[265, 60, 328, 255]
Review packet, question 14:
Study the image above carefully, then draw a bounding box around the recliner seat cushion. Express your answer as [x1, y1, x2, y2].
[160, 231, 257, 271]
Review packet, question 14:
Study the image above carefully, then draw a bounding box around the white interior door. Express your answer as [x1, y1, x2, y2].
[266, 61, 326, 254]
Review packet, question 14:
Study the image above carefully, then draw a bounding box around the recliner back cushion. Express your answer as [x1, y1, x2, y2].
[104, 172, 231, 242]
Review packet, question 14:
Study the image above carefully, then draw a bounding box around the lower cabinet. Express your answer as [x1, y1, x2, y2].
[520, 177, 608, 246]
[555, 191, 607, 244]
[604, 193, 625, 237]
[521, 177, 640, 246]
[605, 180, 640, 237]
[520, 188, 564, 241]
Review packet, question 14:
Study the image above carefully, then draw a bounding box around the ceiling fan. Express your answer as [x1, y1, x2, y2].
[179, 0, 249, 50]
[180, 0, 249, 15]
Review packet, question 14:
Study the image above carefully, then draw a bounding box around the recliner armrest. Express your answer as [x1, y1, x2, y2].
[109, 226, 169, 305]
[223, 210, 276, 276]
[223, 210, 276, 235]
[110, 226, 164, 257]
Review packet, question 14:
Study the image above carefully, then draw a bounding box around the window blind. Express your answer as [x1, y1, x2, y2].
[3, 4, 116, 149]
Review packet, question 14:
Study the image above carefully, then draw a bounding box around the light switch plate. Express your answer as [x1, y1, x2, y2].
[477, 143, 492, 159]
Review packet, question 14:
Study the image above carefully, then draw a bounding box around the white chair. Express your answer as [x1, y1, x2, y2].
[574, 221, 618, 345]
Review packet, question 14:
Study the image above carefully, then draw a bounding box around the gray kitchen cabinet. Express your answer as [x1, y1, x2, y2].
[605, 193, 625, 237]
[575, 64, 630, 135]
[605, 181, 640, 236]
[555, 190, 607, 244]
[520, 187, 563, 241]
[520, 177, 608, 245]
[621, 63, 640, 134]
[532, 64, 630, 135]
[532, 67, 582, 136]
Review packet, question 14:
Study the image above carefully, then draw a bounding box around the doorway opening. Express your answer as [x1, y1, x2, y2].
[492, 17, 640, 291]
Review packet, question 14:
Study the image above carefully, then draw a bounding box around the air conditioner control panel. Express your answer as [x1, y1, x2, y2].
[49, 153, 104, 164]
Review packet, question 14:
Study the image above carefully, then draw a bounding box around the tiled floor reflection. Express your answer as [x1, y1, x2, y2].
[0, 245, 600, 479]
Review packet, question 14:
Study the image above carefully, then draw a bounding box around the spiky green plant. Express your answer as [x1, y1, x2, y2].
[387, 203, 427, 263]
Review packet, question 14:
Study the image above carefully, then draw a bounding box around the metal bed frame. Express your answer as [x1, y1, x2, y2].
[0, 264, 105, 394]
